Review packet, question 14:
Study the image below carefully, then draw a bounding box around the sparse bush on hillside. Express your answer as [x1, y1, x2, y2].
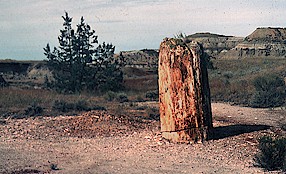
[222, 71, 233, 79]
[117, 93, 129, 103]
[91, 105, 106, 111]
[135, 95, 145, 102]
[146, 107, 160, 120]
[250, 75, 286, 108]
[202, 51, 215, 70]
[25, 102, 43, 116]
[74, 100, 90, 111]
[255, 136, 286, 171]
[52, 99, 105, 112]
[145, 90, 159, 101]
[104, 91, 117, 101]
[44, 12, 123, 94]
[52, 100, 75, 112]
[104, 91, 129, 103]
[0, 75, 9, 87]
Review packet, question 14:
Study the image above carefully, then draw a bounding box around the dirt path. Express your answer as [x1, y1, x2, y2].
[0, 103, 285, 174]
[212, 103, 285, 127]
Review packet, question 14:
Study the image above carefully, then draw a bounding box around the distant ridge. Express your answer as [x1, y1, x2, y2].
[185, 32, 243, 57]
[188, 32, 233, 38]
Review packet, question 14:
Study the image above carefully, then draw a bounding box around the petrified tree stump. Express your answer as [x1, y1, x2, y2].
[158, 38, 212, 143]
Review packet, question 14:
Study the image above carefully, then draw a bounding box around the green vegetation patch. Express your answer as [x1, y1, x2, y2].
[255, 136, 286, 172]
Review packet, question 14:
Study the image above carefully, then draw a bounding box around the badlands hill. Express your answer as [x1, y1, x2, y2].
[116, 49, 159, 69]
[245, 27, 286, 42]
[188, 27, 286, 59]
[187, 32, 243, 58]
[224, 27, 286, 59]
[120, 27, 286, 68]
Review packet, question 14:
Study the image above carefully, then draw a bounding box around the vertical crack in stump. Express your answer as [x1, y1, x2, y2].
[159, 38, 213, 143]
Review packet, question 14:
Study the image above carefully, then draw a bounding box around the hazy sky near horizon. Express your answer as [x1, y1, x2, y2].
[0, 0, 286, 60]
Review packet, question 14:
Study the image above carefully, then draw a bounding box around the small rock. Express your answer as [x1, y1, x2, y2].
[144, 136, 151, 139]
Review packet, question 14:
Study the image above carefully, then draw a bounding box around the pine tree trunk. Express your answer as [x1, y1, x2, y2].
[158, 38, 213, 143]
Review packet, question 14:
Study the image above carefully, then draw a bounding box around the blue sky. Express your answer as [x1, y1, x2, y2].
[0, 0, 286, 60]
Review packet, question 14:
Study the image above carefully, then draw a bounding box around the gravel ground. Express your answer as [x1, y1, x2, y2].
[0, 103, 285, 174]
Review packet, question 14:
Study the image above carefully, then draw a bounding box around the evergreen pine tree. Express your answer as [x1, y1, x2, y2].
[44, 12, 123, 93]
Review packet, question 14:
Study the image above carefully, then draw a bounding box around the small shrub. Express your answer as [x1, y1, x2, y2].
[145, 90, 159, 101]
[254, 136, 286, 171]
[250, 75, 286, 108]
[204, 53, 215, 70]
[52, 100, 74, 112]
[104, 91, 117, 101]
[75, 100, 90, 111]
[250, 91, 285, 108]
[222, 71, 233, 79]
[136, 106, 148, 110]
[146, 107, 160, 120]
[135, 95, 145, 102]
[117, 93, 129, 103]
[25, 103, 43, 116]
[91, 105, 106, 111]
[43, 74, 52, 89]
[52, 99, 95, 112]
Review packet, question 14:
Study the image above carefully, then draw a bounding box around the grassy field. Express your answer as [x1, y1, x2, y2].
[0, 57, 285, 117]
[0, 88, 102, 116]
[209, 57, 286, 105]
[0, 87, 159, 119]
